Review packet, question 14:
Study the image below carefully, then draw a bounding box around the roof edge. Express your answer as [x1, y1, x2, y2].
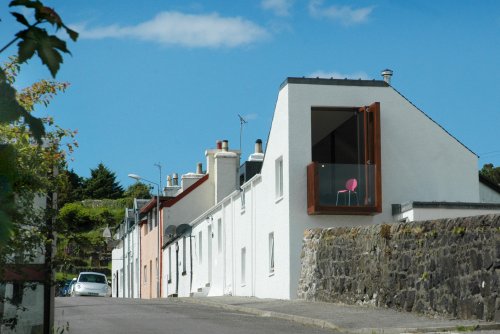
[280, 77, 389, 90]
[393, 201, 500, 215]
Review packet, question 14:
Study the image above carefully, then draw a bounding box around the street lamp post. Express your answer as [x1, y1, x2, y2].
[128, 173, 161, 298]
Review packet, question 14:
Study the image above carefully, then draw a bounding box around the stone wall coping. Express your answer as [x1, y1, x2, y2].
[392, 201, 500, 215]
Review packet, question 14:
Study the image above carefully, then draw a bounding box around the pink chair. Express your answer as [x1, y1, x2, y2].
[336, 178, 358, 206]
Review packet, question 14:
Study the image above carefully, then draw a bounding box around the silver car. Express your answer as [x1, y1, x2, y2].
[72, 272, 109, 297]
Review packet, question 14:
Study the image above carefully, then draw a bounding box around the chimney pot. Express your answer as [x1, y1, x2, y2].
[166, 175, 172, 187]
[381, 69, 393, 84]
[222, 140, 229, 152]
[196, 162, 203, 174]
[172, 173, 178, 186]
[255, 139, 263, 154]
[216, 140, 222, 150]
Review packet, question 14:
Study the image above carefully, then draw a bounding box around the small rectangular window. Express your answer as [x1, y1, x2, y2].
[143, 265, 147, 283]
[217, 218, 222, 254]
[182, 237, 187, 274]
[198, 231, 203, 264]
[241, 247, 246, 285]
[148, 212, 153, 232]
[168, 247, 172, 283]
[240, 190, 246, 212]
[269, 232, 275, 274]
[275, 157, 283, 199]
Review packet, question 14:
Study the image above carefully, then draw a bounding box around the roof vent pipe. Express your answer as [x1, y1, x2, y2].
[172, 173, 178, 186]
[381, 69, 393, 84]
[216, 140, 222, 150]
[255, 139, 263, 154]
[222, 140, 229, 152]
[196, 162, 203, 174]
[166, 175, 172, 187]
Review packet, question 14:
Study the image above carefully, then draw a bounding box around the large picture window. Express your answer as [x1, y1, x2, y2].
[308, 102, 382, 214]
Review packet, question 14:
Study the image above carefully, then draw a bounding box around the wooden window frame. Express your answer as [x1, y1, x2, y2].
[307, 102, 382, 215]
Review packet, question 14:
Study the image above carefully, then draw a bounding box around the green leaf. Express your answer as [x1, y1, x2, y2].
[10, 12, 29, 26]
[37, 39, 64, 78]
[9, 0, 43, 10]
[16, 30, 37, 63]
[16, 27, 71, 78]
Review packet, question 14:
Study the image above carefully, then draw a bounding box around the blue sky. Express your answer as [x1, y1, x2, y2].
[1, 0, 499, 189]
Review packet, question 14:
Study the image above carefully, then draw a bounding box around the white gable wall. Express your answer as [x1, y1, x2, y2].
[253, 86, 292, 299]
[285, 82, 479, 298]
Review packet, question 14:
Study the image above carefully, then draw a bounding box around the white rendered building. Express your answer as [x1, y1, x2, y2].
[111, 199, 147, 298]
[161, 76, 500, 300]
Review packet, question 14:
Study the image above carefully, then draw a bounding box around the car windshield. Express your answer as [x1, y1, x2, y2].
[79, 273, 106, 284]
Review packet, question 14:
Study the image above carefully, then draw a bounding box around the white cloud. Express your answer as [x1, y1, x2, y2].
[308, 1, 374, 25]
[309, 70, 370, 80]
[261, 0, 294, 16]
[243, 113, 259, 121]
[76, 11, 269, 48]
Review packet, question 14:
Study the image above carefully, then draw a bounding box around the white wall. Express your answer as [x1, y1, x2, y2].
[479, 183, 500, 203]
[164, 180, 213, 228]
[284, 81, 480, 298]
[162, 79, 484, 301]
[111, 242, 123, 298]
[397, 207, 500, 222]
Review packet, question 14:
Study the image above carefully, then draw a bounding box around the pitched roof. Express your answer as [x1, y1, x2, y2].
[479, 174, 500, 194]
[139, 174, 209, 214]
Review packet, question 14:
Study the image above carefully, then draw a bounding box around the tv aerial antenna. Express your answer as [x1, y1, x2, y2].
[238, 114, 248, 153]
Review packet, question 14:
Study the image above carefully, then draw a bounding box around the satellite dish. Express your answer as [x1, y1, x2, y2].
[176, 224, 192, 236]
[164, 225, 177, 239]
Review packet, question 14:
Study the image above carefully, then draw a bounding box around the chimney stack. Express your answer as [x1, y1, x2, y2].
[172, 173, 178, 186]
[381, 69, 393, 84]
[166, 175, 172, 187]
[196, 162, 203, 174]
[248, 139, 264, 162]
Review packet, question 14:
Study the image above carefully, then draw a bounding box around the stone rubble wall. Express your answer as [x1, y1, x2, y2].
[297, 214, 500, 321]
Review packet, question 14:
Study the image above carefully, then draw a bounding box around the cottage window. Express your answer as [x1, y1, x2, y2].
[241, 247, 246, 285]
[269, 232, 275, 274]
[217, 218, 222, 254]
[240, 190, 246, 212]
[198, 231, 203, 264]
[148, 212, 153, 232]
[182, 237, 187, 275]
[168, 247, 172, 283]
[143, 265, 147, 283]
[275, 157, 284, 200]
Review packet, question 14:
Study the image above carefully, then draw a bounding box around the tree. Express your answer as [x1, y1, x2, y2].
[480, 163, 500, 186]
[0, 0, 78, 244]
[84, 163, 124, 199]
[124, 181, 152, 199]
[58, 169, 85, 206]
[0, 58, 75, 329]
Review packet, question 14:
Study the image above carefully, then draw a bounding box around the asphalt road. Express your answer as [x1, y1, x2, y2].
[55, 297, 340, 334]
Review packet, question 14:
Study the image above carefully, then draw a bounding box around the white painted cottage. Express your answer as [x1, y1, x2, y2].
[161, 75, 500, 300]
[111, 198, 148, 298]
